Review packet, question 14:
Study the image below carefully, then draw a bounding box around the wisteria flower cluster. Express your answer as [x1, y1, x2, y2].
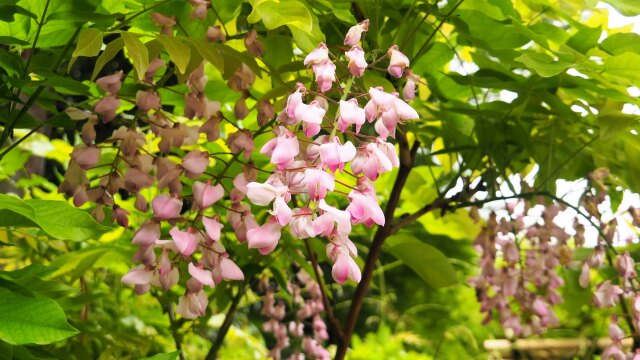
[469, 170, 640, 355]
[260, 270, 330, 359]
[60, 14, 420, 322]
[468, 199, 571, 337]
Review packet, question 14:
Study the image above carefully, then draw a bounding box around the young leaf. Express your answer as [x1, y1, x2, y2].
[156, 34, 190, 75]
[188, 38, 224, 72]
[72, 28, 103, 58]
[91, 37, 124, 80]
[121, 32, 149, 81]
[0, 286, 78, 345]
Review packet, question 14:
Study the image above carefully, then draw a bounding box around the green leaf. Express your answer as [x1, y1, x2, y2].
[0, 36, 29, 46]
[514, 53, 571, 77]
[121, 32, 149, 81]
[140, 351, 181, 360]
[71, 28, 103, 58]
[566, 25, 601, 54]
[604, 0, 640, 16]
[0, 194, 112, 241]
[0, 286, 78, 345]
[385, 235, 458, 288]
[156, 34, 190, 74]
[91, 37, 124, 80]
[188, 38, 223, 72]
[601, 32, 640, 56]
[603, 52, 640, 79]
[247, 0, 312, 32]
[599, 112, 639, 139]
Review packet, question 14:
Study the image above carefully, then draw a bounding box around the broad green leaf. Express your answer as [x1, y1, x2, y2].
[71, 28, 103, 58]
[121, 32, 149, 81]
[0, 194, 112, 241]
[156, 34, 190, 74]
[91, 37, 124, 80]
[140, 352, 181, 360]
[0, 286, 78, 345]
[599, 112, 639, 139]
[605, 0, 640, 16]
[247, 0, 312, 33]
[514, 53, 571, 77]
[188, 38, 223, 72]
[566, 25, 601, 54]
[603, 52, 640, 80]
[217, 43, 262, 77]
[600, 32, 640, 55]
[385, 235, 458, 288]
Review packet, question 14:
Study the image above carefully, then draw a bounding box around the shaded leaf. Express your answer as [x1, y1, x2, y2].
[0, 286, 78, 345]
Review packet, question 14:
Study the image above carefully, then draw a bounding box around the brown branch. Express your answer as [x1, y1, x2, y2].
[205, 281, 247, 360]
[303, 238, 343, 340]
[335, 132, 419, 359]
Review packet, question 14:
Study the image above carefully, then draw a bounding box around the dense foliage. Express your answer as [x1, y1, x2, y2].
[2, 0, 640, 359]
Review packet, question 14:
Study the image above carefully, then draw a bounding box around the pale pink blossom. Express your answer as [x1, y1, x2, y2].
[71, 145, 100, 170]
[260, 126, 300, 169]
[337, 99, 366, 133]
[192, 181, 224, 209]
[96, 71, 123, 94]
[579, 262, 590, 288]
[312, 59, 336, 93]
[246, 182, 289, 206]
[314, 199, 352, 235]
[615, 252, 636, 279]
[301, 168, 335, 200]
[219, 257, 244, 280]
[344, 19, 369, 46]
[387, 45, 410, 78]
[593, 280, 623, 308]
[177, 290, 208, 319]
[227, 130, 254, 160]
[304, 43, 329, 67]
[319, 137, 356, 172]
[202, 216, 223, 241]
[247, 220, 282, 255]
[152, 195, 183, 220]
[94, 94, 120, 123]
[206, 25, 226, 42]
[345, 46, 367, 77]
[182, 150, 209, 178]
[170, 227, 199, 256]
[136, 90, 161, 112]
[188, 262, 215, 287]
[351, 141, 396, 180]
[290, 208, 315, 239]
[272, 196, 293, 226]
[403, 75, 416, 101]
[346, 190, 384, 226]
[121, 265, 154, 285]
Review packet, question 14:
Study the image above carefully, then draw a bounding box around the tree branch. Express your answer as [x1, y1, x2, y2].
[205, 281, 247, 360]
[335, 132, 419, 359]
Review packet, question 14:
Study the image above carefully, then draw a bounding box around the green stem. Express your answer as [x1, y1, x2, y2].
[23, 0, 51, 77]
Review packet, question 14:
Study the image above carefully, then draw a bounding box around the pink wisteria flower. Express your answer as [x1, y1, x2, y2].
[337, 99, 366, 133]
[344, 19, 369, 46]
[345, 46, 367, 77]
[387, 45, 410, 78]
[260, 126, 300, 169]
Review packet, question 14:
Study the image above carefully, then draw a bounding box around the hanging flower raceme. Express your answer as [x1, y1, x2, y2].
[62, 18, 420, 323]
